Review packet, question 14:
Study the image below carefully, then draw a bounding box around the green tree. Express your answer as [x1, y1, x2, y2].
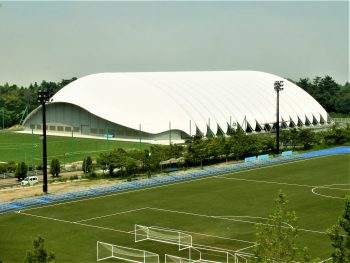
[298, 129, 316, 150]
[82, 156, 93, 174]
[15, 161, 27, 181]
[254, 191, 310, 262]
[49, 158, 60, 177]
[24, 236, 55, 263]
[327, 195, 350, 262]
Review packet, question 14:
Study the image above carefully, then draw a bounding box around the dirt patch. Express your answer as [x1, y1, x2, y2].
[0, 178, 121, 203]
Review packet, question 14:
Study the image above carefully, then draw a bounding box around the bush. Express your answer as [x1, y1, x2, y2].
[69, 175, 78, 181]
[15, 162, 27, 181]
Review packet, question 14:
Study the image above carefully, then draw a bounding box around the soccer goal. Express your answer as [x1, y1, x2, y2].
[135, 224, 192, 250]
[97, 241, 159, 263]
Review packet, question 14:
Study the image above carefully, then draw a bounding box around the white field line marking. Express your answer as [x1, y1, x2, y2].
[311, 184, 349, 200]
[235, 244, 257, 253]
[215, 215, 294, 229]
[75, 207, 149, 223]
[19, 155, 331, 212]
[146, 224, 253, 244]
[318, 257, 333, 263]
[148, 207, 326, 235]
[215, 154, 333, 178]
[216, 176, 316, 188]
[16, 211, 130, 234]
[17, 209, 253, 249]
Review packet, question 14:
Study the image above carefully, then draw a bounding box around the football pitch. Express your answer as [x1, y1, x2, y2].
[0, 132, 149, 164]
[0, 154, 349, 262]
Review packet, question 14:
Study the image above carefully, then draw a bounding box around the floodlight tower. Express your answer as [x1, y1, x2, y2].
[38, 89, 51, 194]
[274, 80, 284, 155]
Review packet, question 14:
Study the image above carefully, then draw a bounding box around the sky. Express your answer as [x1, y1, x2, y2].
[0, 1, 349, 86]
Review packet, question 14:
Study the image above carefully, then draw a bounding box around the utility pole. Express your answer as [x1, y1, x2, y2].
[38, 89, 50, 194]
[274, 80, 284, 155]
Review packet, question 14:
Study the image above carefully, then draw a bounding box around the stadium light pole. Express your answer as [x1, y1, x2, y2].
[38, 89, 50, 194]
[274, 80, 284, 155]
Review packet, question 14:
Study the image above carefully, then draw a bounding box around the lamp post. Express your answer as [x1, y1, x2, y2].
[274, 80, 284, 155]
[38, 89, 50, 194]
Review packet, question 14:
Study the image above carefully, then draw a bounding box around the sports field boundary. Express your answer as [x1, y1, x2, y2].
[1, 146, 349, 214]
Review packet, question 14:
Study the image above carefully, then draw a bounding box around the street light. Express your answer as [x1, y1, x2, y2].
[38, 89, 51, 194]
[274, 80, 284, 155]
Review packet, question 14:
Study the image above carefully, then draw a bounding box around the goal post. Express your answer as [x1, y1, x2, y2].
[135, 224, 149, 242]
[97, 241, 159, 263]
[135, 225, 192, 250]
[165, 254, 192, 263]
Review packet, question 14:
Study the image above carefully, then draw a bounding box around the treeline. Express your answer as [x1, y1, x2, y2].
[0, 75, 349, 129]
[88, 125, 349, 179]
[1, 125, 348, 178]
[0, 78, 76, 128]
[295, 76, 350, 114]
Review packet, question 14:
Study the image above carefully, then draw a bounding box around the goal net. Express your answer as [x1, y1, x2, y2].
[97, 241, 159, 263]
[135, 225, 192, 250]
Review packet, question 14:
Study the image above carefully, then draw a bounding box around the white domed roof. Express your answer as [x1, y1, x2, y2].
[51, 71, 328, 134]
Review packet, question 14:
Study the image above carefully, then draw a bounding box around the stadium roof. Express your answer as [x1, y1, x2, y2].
[51, 71, 328, 135]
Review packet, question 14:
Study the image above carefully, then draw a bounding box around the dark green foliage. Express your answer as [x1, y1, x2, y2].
[82, 156, 93, 174]
[15, 161, 27, 181]
[0, 78, 76, 128]
[295, 76, 350, 114]
[254, 191, 310, 262]
[298, 129, 316, 149]
[24, 236, 55, 263]
[0, 160, 17, 174]
[327, 195, 350, 262]
[49, 158, 60, 177]
[323, 124, 350, 145]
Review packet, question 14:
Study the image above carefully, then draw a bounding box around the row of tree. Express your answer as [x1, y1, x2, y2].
[88, 125, 349, 178]
[0, 76, 348, 129]
[0, 78, 76, 128]
[4, 124, 348, 180]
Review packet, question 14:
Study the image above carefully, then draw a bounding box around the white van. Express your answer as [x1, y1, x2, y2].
[21, 176, 39, 186]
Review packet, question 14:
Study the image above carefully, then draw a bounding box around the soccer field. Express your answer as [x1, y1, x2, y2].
[0, 154, 349, 262]
[0, 132, 149, 165]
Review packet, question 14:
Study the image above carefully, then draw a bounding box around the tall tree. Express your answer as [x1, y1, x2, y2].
[15, 161, 27, 181]
[24, 236, 55, 263]
[50, 158, 60, 177]
[254, 191, 310, 262]
[327, 195, 350, 262]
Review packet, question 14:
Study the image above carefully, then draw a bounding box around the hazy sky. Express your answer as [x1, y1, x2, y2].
[0, 1, 349, 86]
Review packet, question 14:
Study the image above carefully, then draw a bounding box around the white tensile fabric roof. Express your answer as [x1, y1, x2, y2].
[51, 71, 328, 135]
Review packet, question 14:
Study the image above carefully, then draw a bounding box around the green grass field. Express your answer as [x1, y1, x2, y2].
[0, 131, 149, 165]
[0, 154, 349, 262]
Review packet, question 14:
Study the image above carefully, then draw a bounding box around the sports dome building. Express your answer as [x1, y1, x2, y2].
[23, 71, 329, 141]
